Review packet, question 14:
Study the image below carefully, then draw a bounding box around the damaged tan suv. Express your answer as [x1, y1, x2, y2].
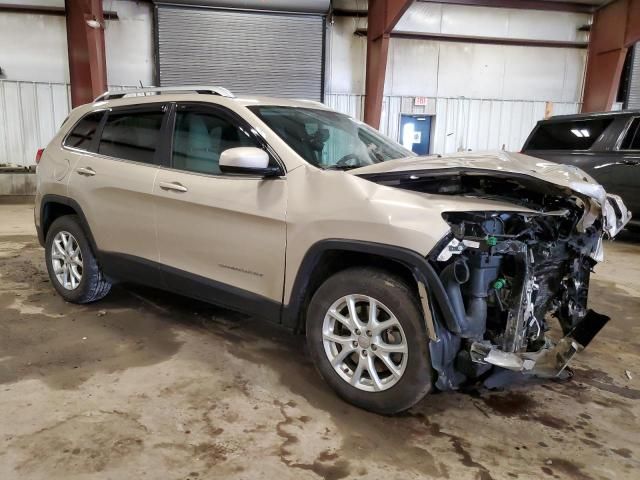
[35, 86, 631, 414]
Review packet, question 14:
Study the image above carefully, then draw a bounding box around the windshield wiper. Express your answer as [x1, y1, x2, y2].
[324, 165, 359, 171]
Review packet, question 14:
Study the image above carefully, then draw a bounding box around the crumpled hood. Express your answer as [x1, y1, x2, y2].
[351, 150, 603, 197]
[350, 150, 631, 237]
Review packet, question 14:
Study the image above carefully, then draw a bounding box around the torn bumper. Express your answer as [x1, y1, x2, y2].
[470, 310, 610, 378]
[603, 193, 632, 237]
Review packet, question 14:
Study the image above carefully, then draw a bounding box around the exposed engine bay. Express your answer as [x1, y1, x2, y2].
[360, 167, 631, 389]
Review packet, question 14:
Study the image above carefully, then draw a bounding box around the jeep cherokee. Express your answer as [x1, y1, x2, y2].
[34, 86, 631, 414]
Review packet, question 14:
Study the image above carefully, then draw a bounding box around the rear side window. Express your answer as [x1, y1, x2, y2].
[620, 118, 640, 150]
[64, 111, 104, 151]
[526, 118, 613, 150]
[98, 108, 165, 163]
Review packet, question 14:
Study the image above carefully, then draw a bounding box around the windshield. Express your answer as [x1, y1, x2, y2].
[248, 106, 413, 169]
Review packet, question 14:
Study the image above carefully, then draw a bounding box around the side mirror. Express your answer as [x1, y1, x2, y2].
[219, 147, 280, 177]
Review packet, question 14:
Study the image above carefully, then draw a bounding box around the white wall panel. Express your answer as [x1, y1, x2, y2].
[328, 14, 588, 103]
[436, 43, 506, 99]
[393, 3, 590, 42]
[0, 12, 69, 83]
[394, 2, 442, 33]
[386, 39, 439, 97]
[502, 47, 567, 101]
[562, 49, 587, 103]
[327, 17, 366, 94]
[325, 93, 580, 154]
[506, 10, 588, 42]
[440, 5, 510, 38]
[104, 0, 154, 86]
[0, 1, 154, 86]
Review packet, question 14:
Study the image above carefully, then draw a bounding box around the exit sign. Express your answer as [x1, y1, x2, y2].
[414, 96, 428, 106]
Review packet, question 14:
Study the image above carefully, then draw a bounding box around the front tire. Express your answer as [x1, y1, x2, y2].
[306, 267, 433, 414]
[45, 215, 111, 303]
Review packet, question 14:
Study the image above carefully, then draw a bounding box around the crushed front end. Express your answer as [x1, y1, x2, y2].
[430, 209, 612, 388]
[361, 166, 631, 389]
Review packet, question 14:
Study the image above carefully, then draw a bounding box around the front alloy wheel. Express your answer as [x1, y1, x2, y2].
[306, 267, 433, 414]
[322, 294, 408, 392]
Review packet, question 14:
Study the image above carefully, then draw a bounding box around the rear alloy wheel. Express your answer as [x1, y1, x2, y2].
[51, 231, 84, 290]
[45, 215, 112, 304]
[306, 267, 433, 414]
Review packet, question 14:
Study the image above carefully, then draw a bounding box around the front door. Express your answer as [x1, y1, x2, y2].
[400, 114, 433, 155]
[153, 103, 287, 320]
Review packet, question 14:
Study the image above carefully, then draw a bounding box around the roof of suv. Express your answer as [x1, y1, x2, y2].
[541, 109, 640, 123]
[92, 86, 331, 111]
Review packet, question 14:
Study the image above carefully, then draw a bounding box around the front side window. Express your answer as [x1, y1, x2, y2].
[526, 118, 613, 151]
[620, 118, 640, 150]
[98, 108, 165, 163]
[248, 106, 412, 169]
[172, 109, 260, 175]
[64, 111, 104, 151]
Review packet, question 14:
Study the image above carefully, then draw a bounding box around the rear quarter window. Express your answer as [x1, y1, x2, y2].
[526, 118, 613, 150]
[63, 111, 105, 151]
[620, 117, 640, 150]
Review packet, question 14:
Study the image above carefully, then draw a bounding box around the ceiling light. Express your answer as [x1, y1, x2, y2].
[86, 19, 102, 29]
[571, 129, 583, 137]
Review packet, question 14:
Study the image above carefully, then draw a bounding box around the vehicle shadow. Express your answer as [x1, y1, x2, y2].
[120, 282, 550, 412]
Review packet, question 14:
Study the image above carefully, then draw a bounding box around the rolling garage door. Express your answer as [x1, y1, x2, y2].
[628, 44, 640, 109]
[155, 3, 326, 101]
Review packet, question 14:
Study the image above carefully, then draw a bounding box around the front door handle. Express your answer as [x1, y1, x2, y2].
[622, 159, 640, 166]
[159, 181, 188, 193]
[76, 166, 96, 176]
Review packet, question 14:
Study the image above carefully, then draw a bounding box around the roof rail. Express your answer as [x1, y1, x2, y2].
[94, 85, 235, 102]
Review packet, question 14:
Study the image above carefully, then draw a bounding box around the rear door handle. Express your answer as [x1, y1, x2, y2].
[623, 159, 640, 166]
[76, 166, 96, 176]
[159, 181, 188, 193]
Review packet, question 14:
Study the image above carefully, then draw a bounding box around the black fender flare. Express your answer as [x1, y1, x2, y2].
[39, 194, 98, 254]
[281, 239, 458, 335]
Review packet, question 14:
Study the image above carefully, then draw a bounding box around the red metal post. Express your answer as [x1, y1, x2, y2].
[65, 0, 107, 107]
[363, 0, 413, 129]
[582, 0, 640, 112]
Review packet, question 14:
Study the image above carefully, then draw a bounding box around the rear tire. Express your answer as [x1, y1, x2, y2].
[45, 215, 111, 304]
[306, 267, 432, 414]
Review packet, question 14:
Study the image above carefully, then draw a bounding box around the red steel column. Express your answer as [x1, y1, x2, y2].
[65, 0, 107, 107]
[582, 0, 640, 112]
[363, 0, 413, 129]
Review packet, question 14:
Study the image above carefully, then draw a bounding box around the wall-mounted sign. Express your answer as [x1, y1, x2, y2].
[414, 96, 428, 106]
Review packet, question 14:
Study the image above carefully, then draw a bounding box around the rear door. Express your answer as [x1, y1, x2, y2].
[153, 102, 287, 319]
[67, 103, 169, 284]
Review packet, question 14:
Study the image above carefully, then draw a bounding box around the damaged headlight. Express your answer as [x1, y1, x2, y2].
[436, 211, 519, 262]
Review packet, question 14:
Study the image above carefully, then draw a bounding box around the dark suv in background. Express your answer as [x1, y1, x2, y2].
[523, 110, 640, 228]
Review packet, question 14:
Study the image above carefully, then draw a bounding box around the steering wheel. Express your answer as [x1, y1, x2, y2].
[335, 153, 361, 167]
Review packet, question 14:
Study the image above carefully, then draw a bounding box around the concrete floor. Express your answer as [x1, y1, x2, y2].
[0, 203, 638, 480]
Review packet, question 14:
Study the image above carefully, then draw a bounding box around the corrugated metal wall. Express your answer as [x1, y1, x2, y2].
[1, 80, 581, 167]
[0, 81, 133, 167]
[325, 93, 580, 153]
